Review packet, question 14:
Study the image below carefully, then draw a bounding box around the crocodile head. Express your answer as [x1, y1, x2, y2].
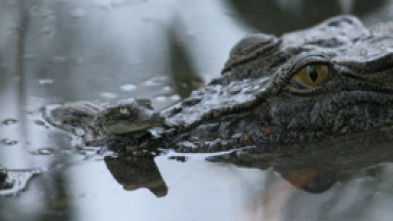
[43, 98, 165, 139]
[42, 15, 393, 193]
[159, 15, 393, 155]
[95, 98, 165, 136]
[151, 15, 393, 193]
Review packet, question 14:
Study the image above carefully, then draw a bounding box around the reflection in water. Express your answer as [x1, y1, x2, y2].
[2, 119, 18, 125]
[104, 155, 168, 197]
[1, 138, 18, 146]
[277, 168, 337, 193]
[103, 128, 393, 197]
[1, 0, 393, 220]
[208, 128, 393, 195]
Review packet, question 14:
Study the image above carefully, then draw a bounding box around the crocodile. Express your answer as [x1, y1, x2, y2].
[43, 15, 393, 191]
[42, 98, 165, 145]
[43, 15, 393, 153]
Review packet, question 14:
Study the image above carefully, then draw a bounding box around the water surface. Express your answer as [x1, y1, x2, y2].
[1, 0, 393, 220]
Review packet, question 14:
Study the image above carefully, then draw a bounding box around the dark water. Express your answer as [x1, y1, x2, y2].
[1, 0, 393, 220]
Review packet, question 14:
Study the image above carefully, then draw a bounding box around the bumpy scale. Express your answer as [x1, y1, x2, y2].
[44, 16, 393, 155]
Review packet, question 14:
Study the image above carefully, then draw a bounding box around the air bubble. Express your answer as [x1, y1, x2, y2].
[162, 86, 172, 92]
[154, 96, 167, 102]
[142, 76, 168, 87]
[37, 148, 55, 155]
[1, 139, 18, 146]
[120, 84, 137, 91]
[38, 79, 54, 85]
[169, 94, 181, 102]
[2, 119, 17, 125]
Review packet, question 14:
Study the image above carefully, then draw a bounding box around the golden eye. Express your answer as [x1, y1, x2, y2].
[119, 107, 130, 115]
[295, 65, 329, 88]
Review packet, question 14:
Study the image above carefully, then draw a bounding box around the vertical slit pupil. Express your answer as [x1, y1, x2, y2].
[307, 66, 319, 83]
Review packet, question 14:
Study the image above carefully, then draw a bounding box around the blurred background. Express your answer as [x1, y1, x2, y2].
[0, 0, 393, 220]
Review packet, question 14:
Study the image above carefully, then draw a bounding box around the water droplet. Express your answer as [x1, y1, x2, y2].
[169, 94, 181, 102]
[37, 148, 55, 155]
[100, 92, 118, 99]
[154, 96, 167, 102]
[74, 128, 86, 136]
[120, 83, 137, 91]
[162, 86, 173, 93]
[38, 78, 54, 85]
[142, 76, 168, 87]
[2, 119, 17, 125]
[2, 139, 18, 146]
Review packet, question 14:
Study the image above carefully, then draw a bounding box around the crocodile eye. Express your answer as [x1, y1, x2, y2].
[119, 107, 130, 115]
[295, 65, 329, 88]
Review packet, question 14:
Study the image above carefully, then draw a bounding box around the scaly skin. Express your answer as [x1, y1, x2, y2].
[43, 16, 393, 193]
[44, 16, 393, 154]
[133, 15, 393, 154]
